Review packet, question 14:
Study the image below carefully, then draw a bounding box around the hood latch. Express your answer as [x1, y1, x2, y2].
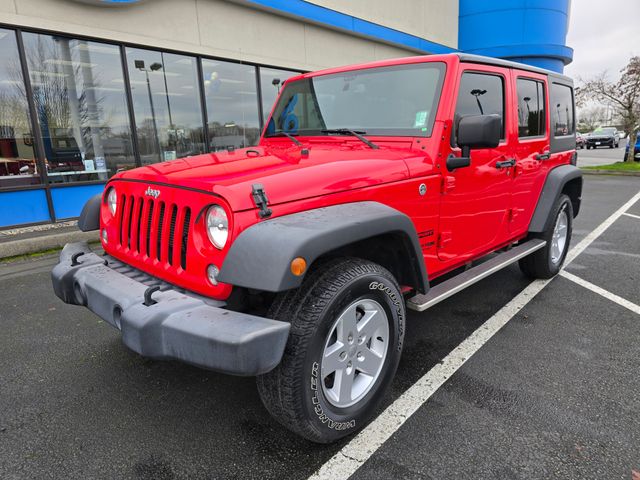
[251, 183, 272, 219]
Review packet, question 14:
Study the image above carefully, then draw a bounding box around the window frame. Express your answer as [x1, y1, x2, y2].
[551, 81, 575, 139]
[452, 69, 508, 147]
[516, 76, 548, 141]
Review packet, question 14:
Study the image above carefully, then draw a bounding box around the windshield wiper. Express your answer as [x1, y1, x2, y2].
[271, 131, 302, 147]
[321, 128, 379, 149]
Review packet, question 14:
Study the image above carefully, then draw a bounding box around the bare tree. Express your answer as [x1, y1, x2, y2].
[577, 105, 606, 132]
[577, 56, 640, 163]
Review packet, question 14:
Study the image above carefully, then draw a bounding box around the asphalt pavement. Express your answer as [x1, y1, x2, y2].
[0, 175, 639, 480]
[576, 140, 629, 167]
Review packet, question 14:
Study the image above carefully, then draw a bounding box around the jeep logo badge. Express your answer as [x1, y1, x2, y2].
[145, 186, 161, 199]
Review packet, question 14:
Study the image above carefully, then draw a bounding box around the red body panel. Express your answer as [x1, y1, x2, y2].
[100, 54, 573, 301]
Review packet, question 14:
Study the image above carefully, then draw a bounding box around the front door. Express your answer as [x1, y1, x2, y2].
[437, 65, 513, 264]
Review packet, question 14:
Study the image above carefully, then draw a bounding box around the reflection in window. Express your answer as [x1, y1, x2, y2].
[202, 59, 260, 151]
[22, 33, 135, 183]
[0, 29, 38, 189]
[517, 78, 545, 138]
[455, 72, 504, 141]
[259, 67, 299, 124]
[551, 83, 574, 137]
[127, 48, 205, 165]
[267, 63, 445, 137]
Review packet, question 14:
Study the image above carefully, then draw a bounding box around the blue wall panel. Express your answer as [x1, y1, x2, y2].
[0, 189, 51, 228]
[51, 184, 105, 220]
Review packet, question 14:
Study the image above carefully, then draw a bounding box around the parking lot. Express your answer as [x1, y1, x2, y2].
[576, 140, 630, 167]
[1, 173, 639, 480]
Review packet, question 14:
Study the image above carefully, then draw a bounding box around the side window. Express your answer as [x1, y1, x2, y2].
[454, 72, 504, 143]
[551, 83, 574, 137]
[517, 78, 546, 138]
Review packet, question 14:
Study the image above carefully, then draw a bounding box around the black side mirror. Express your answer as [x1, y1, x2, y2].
[447, 114, 501, 171]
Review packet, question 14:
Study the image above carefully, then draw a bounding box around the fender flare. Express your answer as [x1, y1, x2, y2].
[529, 165, 582, 233]
[78, 194, 102, 232]
[217, 201, 429, 293]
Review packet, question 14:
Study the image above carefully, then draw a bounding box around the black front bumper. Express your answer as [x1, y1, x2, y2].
[587, 137, 614, 146]
[51, 242, 290, 376]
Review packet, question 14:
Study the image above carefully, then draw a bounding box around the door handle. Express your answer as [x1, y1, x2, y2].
[535, 151, 550, 161]
[495, 158, 516, 169]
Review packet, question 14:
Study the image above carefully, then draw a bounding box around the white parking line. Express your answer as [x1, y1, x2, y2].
[622, 212, 640, 220]
[564, 191, 640, 266]
[308, 190, 640, 480]
[559, 270, 640, 315]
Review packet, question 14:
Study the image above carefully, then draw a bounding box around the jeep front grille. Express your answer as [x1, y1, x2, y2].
[117, 194, 191, 271]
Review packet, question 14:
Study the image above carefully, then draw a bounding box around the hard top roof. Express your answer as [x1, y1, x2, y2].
[293, 53, 572, 85]
[455, 53, 572, 83]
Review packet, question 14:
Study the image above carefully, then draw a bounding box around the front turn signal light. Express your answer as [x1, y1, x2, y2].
[290, 257, 307, 276]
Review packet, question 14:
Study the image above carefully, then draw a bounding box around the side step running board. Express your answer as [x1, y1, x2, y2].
[407, 239, 546, 312]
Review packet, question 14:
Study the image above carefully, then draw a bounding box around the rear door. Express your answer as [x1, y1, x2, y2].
[510, 71, 549, 236]
[437, 64, 513, 263]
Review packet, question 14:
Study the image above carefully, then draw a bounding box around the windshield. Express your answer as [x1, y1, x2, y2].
[592, 128, 615, 134]
[265, 62, 445, 138]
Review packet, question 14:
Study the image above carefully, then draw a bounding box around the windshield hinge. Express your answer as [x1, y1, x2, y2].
[251, 183, 272, 219]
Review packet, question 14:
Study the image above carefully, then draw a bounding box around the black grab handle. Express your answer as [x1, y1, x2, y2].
[495, 158, 516, 169]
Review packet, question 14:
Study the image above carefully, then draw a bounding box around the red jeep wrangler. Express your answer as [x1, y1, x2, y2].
[52, 53, 581, 443]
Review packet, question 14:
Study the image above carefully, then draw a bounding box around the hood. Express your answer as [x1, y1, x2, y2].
[114, 141, 428, 211]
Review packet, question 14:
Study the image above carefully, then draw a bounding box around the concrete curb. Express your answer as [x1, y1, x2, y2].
[581, 170, 640, 177]
[0, 230, 99, 260]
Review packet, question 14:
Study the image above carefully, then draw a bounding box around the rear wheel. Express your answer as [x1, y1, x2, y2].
[519, 194, 573, 279]
[257, 258, 405, 443]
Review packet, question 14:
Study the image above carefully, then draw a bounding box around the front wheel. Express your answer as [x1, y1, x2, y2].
[257, 258, 405, 443]
[519, 194, 573, 279]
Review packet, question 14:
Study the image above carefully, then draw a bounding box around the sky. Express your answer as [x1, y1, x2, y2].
[564, 0, 640, 83]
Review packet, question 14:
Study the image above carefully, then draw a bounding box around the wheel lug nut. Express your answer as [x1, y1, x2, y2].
[348, 334, 354, 344]
[357, 352, 363, 360]
[339, 351, 346, 360]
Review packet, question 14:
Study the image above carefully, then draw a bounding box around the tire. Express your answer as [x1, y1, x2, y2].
[256, 258, 405, 443]
[519, 194, 573, 279]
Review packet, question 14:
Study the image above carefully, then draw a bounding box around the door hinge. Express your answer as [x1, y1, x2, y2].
[251, 183, 272, 219]
[441, 176, 456, 193]
[438, 231, 452, 248]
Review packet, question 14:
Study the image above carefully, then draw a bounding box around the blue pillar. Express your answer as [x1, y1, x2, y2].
[458, 0, 573, 73]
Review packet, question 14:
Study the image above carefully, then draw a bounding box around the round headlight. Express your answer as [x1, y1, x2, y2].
[107, 187, 117, 215]
[206, 205, 229, 249]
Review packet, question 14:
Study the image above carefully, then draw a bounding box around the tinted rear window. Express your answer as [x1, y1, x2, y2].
[551, 83, 574, 137]
[517, 78, 546, 138]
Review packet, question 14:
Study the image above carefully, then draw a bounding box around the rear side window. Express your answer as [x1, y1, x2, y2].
[517, 78, 546, 138]
[454, 72, 505, 142]
[551, 83, 574, 137]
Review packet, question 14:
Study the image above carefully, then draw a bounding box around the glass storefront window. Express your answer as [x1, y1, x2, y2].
[0, 29, 39, 189]
[202, 59, 260, 151]
[259, 67, 300, 124]
[126, 48, 205, 165]
[22, 33, 135, 183]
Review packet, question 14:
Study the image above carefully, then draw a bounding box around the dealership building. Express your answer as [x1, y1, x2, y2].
[0, 0, 573, 228]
